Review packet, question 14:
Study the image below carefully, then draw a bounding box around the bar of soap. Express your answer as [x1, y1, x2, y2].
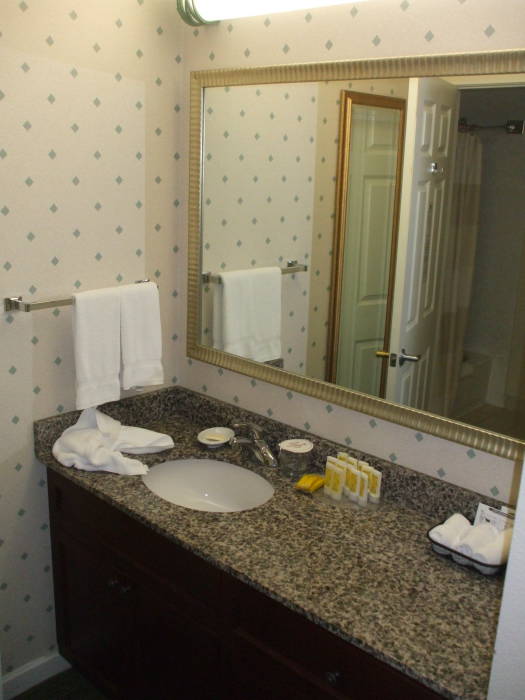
[294, 474, 325, 493]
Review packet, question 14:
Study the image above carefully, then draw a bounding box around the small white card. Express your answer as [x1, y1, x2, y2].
[474, 502, 515, 531]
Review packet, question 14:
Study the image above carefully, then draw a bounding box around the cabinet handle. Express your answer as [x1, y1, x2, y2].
[324, 670, 342, 687]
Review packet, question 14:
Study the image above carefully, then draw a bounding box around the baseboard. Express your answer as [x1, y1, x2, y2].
[3, 652, 70, 699]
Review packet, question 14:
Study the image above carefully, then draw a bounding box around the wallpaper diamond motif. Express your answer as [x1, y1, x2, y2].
[1, 0, 523, 689]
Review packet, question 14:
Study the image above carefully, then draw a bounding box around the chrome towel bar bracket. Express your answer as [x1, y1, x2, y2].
[4, 280, 152, 313]
[202, 261, 308, 285]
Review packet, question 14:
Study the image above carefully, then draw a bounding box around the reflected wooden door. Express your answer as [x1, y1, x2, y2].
[327, 92, 405, 397]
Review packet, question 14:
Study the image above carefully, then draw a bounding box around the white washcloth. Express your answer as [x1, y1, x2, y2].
[213, 267, 282, 362]
[121, 282, 164, 390]
[52, 408, 174, 475]
[429, 513, 472, 548]
[73, 288, 121, 410]
[456, 522, 499, 558]
[473, 527, 513, 565]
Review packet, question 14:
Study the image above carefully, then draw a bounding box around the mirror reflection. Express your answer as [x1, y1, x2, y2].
[199, 74, 525, 442]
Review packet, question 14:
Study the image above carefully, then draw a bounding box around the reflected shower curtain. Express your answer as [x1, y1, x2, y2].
[442, 132, 483, 416]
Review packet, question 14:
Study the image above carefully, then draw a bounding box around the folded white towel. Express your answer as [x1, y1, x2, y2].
[473, 527, 513, 565]
[52, 407, 174, 475]
[213, 267, 282, 362]
[121, 282, 164, 390]
[429, 513, 472, 548]
[73, 288, 122, 410]
[456, 522, 499, 558]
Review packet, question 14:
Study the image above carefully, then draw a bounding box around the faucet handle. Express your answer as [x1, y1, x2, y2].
[232, 421, 263, 439]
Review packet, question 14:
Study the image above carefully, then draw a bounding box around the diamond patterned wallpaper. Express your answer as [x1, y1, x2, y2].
[1, 0, 524, 684]
[1, 0, 183, 678]
[202, 82, 316, 374]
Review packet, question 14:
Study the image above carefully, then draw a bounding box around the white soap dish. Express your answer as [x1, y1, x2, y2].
[197, 427, 234, 448]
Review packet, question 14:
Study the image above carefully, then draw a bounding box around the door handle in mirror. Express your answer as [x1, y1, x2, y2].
[399, 349, 421, 367]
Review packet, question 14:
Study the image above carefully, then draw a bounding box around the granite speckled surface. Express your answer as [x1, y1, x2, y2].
[34, 387, 505, 700]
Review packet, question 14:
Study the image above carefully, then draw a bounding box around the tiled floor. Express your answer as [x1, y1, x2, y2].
[14, 669, 108, 700]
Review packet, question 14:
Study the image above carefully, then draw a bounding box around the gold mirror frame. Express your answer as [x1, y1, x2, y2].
[187, 49, 525, 462]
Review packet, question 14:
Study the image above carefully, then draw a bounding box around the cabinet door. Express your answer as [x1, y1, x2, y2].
[53, 531, 140, 699]
[139, 593, 223, 700]
[232, 579, 442, 700]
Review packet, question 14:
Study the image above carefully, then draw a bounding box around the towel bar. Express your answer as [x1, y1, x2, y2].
[4, 280, 153, 313]
[202, 261, 308, 285]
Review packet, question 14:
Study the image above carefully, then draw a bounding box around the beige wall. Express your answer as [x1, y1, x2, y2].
[1, 0, 183, 676]
[1, 0, 524, 682]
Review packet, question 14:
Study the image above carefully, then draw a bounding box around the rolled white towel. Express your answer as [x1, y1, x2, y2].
[473, 527, 513, 566]
[456, 522, 499, 558]
[52, 407, 174, 476]
[429, 513, 472, 548]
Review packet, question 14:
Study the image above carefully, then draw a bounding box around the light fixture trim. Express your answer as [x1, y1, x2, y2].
[177, 0, 362, 25]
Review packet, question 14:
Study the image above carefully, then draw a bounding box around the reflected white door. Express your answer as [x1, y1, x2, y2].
[387, 77, 458, 410]
[336, 101, 402, 396]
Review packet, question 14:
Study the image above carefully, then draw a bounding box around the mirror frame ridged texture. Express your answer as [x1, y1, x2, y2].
[187, 49, 525, 462]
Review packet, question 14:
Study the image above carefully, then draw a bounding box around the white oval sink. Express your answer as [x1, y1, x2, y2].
[142, 459, 274, 513]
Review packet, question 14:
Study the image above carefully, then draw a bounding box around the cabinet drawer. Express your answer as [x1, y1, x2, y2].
[232, 580, 442, 700]
[47, 470, 225, 630]
[232, 629, 344, 700]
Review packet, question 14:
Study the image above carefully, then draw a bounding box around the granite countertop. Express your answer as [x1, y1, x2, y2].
[34, 387, 504, 700]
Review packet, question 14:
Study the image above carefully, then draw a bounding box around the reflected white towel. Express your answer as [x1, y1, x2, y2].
[52, 407, 174, 475]
[73, 288, 121, 410]
[429, 513, 472, 548]
[213, 267, 282, 362]
[120, 282, 164, 390]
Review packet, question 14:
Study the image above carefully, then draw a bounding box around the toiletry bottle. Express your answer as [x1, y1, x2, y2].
[368, 468, 382, 504]
[324, 457, 345, 500]
[345, 466, 360, 502]
[358, 471, 369, 506]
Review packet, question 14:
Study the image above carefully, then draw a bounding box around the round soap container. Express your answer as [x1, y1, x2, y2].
[278, 439, 313, 480]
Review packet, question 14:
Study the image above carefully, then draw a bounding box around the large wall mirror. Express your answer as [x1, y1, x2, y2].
[187, 50, 525, 461]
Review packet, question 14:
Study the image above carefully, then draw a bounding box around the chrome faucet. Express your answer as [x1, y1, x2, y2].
[230, 422, 278, 467]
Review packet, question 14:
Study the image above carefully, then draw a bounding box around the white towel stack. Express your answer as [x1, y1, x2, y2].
[52, 407, 174, 475]
[212, 267, 282, 362]
[429, 513, 513, 566]
[73, 282, 163, 410]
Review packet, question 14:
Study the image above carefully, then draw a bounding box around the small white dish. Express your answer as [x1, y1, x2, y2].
[197, 427, 234, 448]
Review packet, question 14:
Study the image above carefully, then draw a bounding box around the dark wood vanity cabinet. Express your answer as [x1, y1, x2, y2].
[47, 470, 442, 700]
[48, 471, 225, 700]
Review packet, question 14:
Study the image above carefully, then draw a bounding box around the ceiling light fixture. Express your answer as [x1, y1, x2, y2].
[177, 0, 358, 26]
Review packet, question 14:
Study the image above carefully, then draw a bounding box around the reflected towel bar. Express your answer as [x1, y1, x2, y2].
[202, 260, 308, 285]
[4, 280, 153, 313]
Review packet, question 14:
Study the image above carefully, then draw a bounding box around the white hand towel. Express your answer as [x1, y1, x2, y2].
[73, 288, 121, 410]
[213, 267, 282, 362]
[429, 513, 472, 548]
[52, 408, 174, 475]
[120, 282, 164, 390]
[473, 527, 513, 566]
[456, 522, 498, 558]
